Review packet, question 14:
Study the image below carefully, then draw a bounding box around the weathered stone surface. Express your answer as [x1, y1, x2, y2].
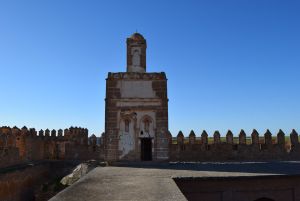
[277, 129, 285, 145]
[177, 131, 184, 145]
[251, 129, 259, 144]
[213, 131, 221, 144]
[50, 162, 300, 201]
[226, 130, 233, 144]
[264, 129, 272, 145]
[290, 129, 299, 145]
[0, 125, 99, 168]
[0, 161, 77, 201]
[61, 160, 99, 186]
[104, 35, 169, 162]
[189, 130, 196, 144]
[201, 130, 208, 144]
[127, 33, 147, 73]
[239, 129, 246, 144]
[168, 129, 300, 162]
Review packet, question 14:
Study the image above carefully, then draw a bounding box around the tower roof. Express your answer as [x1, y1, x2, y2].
[129, 32, 145, 41]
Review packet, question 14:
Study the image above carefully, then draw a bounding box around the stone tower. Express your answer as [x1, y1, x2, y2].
[104, 33, 169, 162]
[126, 33, 147, 73]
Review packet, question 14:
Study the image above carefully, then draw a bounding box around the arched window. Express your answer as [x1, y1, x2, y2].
[144, 119, 150, 133]
[125, 119, 130, 132]
[132, 49, 140, 66]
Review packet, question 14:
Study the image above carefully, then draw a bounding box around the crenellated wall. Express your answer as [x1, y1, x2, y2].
[0, 126, 101, 168]
[2, 125, 300, 163]
[169, 129, 300, 161]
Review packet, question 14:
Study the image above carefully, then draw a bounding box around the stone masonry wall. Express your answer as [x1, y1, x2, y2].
[105, 74, 121, 161]
[152, 76, 169, 160]
[0, 161, 78, 201]
[170, 129, 300, 161]
[104, 72, 169, 161]
[0, 126, 101, 168]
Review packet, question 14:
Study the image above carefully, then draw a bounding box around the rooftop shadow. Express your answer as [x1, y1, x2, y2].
[113, 161, 300, 175]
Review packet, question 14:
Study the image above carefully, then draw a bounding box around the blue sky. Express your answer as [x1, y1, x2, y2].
[0, 0, 299, 136]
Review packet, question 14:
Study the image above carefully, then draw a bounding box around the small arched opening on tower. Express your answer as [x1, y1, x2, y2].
[124, 119, 130, 133]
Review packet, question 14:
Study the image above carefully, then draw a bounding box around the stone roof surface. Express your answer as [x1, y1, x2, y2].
[49, 161, 300, 201]
[129, 32, 145, 41]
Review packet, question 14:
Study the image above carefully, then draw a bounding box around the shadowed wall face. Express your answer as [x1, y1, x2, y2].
[174, 176, 300, 201]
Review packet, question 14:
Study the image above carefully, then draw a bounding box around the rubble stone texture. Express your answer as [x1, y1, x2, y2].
[0, 126, 101, 168]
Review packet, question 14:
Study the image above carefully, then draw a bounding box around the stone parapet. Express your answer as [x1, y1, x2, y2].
[0, 126, 101, 168]
[170, 129, 300, 161]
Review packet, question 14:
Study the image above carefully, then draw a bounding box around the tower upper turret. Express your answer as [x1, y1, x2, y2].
[126, 32, 147, 73]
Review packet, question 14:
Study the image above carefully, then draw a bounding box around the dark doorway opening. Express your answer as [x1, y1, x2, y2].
[141, 138, 152, 161]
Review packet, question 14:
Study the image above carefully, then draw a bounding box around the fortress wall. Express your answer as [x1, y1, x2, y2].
[2, 125, 300, 163]
[0, 161, 78, 201]
[0, 127, 23, 168]
[169, 129, 300, 161]
[0, 126, 100, 168]
[0, 164, 49, 201]
[65, 143, 89, 160]
[0, 147, 21, 168]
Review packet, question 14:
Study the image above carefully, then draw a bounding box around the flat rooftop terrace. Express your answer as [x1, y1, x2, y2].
[49, 161, 300, 201]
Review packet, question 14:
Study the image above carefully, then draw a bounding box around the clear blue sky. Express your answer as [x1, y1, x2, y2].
[0, 0, 299, 136]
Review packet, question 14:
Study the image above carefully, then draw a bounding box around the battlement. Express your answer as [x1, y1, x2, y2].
[0, 126, 88, 138]
[2, 125, 300, 164]
[171, 129, 299, 146]
[169, 129, 300, 161]
[0, 126, 100, 168]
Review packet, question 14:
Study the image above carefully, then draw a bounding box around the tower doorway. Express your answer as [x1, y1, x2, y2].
[141, 138, 152, 161]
